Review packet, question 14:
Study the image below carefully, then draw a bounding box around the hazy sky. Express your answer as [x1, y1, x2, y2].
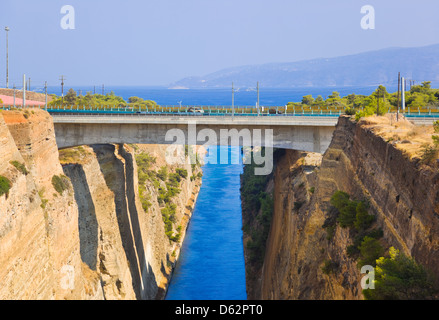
[1, 0, 439, 86]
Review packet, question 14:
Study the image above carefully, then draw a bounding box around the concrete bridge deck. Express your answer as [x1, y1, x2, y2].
[51, 114, 436, 152]
[52, 114, 337, 153]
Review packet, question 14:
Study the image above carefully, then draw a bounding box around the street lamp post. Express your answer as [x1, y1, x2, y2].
[5, 27, 10, 89]
[232, 82, 234, 120]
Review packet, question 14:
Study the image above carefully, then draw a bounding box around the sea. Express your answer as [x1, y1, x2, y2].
[46, 85, 383, 107]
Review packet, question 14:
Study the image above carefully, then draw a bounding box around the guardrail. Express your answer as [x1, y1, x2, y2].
[1, 104, 438, 121]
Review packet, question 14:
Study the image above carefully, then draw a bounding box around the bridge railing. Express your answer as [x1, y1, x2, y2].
[1, 104, 439, 120]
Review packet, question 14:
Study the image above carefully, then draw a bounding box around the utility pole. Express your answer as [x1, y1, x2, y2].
[396, 72, 400, 121]
[5, 27, 10, 89]
[401, 77, 406, 112]
[232, 82, 234, 120]
[44, 81, 47, 110]
[257, 81, 260, 116]
[13, 84, 15, 108]
[28, 77, 31, 91]
[102, 84, 105, 95]
[22, 74, 26, 108]
[60, 75, 65, 104]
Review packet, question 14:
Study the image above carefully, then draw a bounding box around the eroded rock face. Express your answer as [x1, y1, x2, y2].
[61, 144, 203, 300]
[0, 109, 103, 299]
[250, 116, 439, 300]
[0, 109, 203, 300]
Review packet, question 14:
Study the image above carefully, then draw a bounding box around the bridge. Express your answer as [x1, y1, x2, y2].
[52, 114, 337, 153]
[0, 104, 435, 153]
[50, 108, 437, 153]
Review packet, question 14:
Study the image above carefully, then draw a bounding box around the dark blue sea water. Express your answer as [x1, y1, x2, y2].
[165, 146, 247, 300]
[47, 85, 383, 106]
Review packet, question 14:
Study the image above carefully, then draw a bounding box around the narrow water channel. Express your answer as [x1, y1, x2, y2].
[165, 146, 247, 300]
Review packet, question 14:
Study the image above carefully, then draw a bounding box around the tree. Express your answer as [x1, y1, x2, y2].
[354, 201, 375, 231]
[373, 85, 389, 99]
[128, 96, 143, 104]
[327, 91, 343, 106]
[301, 95, 314, 106]
[358, 236, 384, 267]
[64, 88, 77, 105]
[363, 247, 437, 300]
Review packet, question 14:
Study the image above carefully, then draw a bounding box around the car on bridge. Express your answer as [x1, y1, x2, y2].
[187, 107, 204, 114]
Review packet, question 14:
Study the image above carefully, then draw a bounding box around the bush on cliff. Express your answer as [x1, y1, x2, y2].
[358, 236, 384, 267]
[330, 191, 375, 231]
[176, 168, 188, 179]
[0, 176, 11, 197]
[10, 161, 29, 175]
[52, 175, 71, 195]
[363, 247, 437, 300]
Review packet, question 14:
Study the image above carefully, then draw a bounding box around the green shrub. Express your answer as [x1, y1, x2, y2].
[337, 199, 358, 228]
[330, 191, 350, 210]
[157, 166, 168, 181]
[358, 236, 384, 267]
[168, 173, 181, 187]
[10, 161, 29, 175]
[331, 191, 374, 230]
[354, 201, 375, 231]
[364, 247, 437, 300]
[309, 186, 315, 194]
[138, 185, 152, 212]
[345, 107, 356, 116]
[0, 176, 12, 197]
[176, 168, 188, 179]
[52, 175, 70, 195]
[136, 152, 157, 185]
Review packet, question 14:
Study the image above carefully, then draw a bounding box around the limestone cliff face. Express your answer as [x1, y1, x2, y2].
[0, 109, 202, 300]
[61, 144, 202, 300]
[0, 109, 103, 299]
[249, 116, 439, 300]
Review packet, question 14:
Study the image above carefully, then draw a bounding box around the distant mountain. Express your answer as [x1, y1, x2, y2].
[169, 44, 439, 89]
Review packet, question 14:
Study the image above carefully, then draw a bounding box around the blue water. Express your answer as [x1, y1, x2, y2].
[165, 146, 247, 300]
[46, 85, 383, 106]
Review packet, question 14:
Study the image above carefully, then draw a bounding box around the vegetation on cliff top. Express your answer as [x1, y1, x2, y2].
[289, 82, 439, 121]
[49, 89, 158, 109]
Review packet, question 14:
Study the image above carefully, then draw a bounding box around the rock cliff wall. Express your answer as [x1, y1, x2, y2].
[0, 109, 203, 299]
[244, 115, 439, 299]
[0, 109, 103, 299]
